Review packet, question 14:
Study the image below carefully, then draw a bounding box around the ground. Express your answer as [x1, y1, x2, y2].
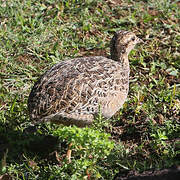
[0, 0, 179, 179]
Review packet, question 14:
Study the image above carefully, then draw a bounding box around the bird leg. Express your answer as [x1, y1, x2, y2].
[66, 142, 73, 163]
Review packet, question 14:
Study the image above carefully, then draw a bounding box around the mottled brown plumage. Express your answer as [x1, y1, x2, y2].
[28, 30, 142, 127]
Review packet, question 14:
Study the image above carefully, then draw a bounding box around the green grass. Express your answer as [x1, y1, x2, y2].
[0, 0, 179, 179]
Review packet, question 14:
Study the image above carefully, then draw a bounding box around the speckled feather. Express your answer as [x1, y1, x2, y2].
[28, 30, 142, 127]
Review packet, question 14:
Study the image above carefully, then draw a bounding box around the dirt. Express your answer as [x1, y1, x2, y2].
[115, 166, 180, 180]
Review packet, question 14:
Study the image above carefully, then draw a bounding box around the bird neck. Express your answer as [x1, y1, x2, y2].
[111, 52, 129, 69]
[120, 54, 129, 69]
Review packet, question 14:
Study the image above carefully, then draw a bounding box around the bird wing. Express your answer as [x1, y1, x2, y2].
[28, 56, 129, 123]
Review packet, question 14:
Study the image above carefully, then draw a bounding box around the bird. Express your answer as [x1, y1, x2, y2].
[28, 30, 143, 161]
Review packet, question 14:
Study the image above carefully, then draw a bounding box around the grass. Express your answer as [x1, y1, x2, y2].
[0, 0, 179, 179]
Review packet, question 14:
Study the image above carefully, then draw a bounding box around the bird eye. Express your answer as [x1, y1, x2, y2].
[131, 37, 135, 41]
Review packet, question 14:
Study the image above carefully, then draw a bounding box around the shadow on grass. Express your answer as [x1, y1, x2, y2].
[0, 123, 61, 165]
